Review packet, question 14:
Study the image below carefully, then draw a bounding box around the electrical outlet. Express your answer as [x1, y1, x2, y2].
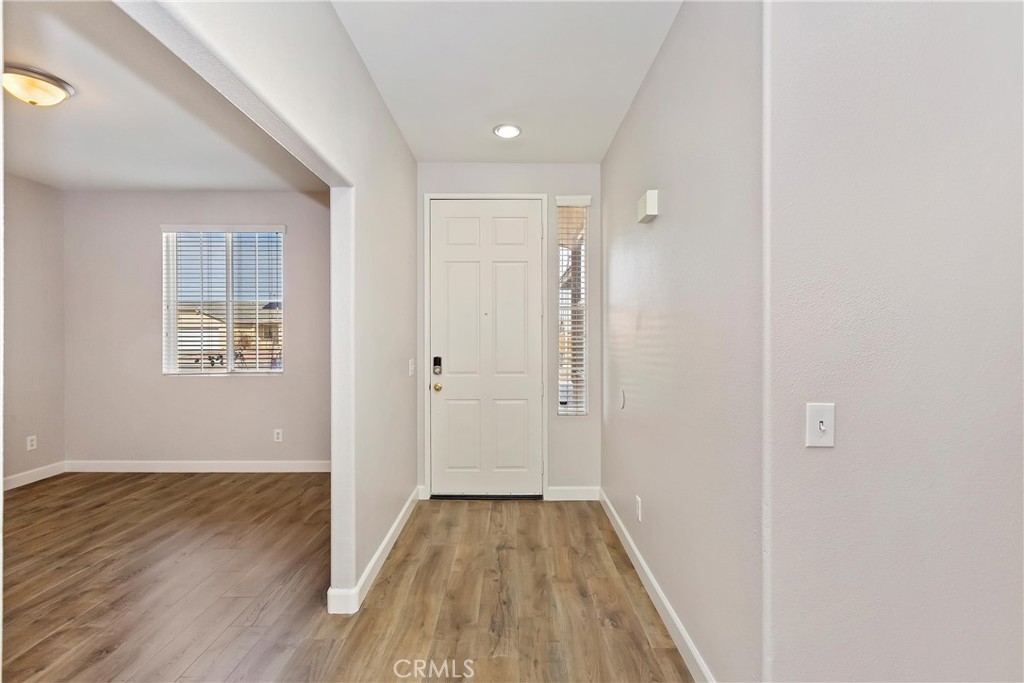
[273, 429, 283, 443]
[635, 495, 642, 523]
[408, 358, 416, 377]
[26, 435, 37, 452]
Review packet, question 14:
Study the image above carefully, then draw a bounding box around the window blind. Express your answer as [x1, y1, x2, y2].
[557, 205, 588, 415]
[162, 230, 284, 374]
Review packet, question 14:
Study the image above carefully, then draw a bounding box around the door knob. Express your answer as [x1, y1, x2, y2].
[433, 383, 443, 392]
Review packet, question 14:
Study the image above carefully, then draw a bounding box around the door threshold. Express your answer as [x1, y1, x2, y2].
[430, 494, 543, 501]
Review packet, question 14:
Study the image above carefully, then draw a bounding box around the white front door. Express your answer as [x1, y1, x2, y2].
[429, 198, 544, 495]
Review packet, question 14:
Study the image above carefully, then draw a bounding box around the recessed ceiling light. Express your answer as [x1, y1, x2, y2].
[3, 64, 76, 107]
[493, 124, 521, 139]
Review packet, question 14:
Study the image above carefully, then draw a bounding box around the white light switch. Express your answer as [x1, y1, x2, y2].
[806, 403, 835, 447]
[408, 358, 416, 377]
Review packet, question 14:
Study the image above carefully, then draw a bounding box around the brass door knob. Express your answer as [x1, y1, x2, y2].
[433, 383, 443, 392]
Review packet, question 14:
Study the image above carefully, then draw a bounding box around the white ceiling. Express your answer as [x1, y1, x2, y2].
[3, 1, 325, 192]
[333, 2, 681, 163]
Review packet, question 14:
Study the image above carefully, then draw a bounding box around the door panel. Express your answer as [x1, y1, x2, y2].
[446, 400, 482, 470]
[430, 199, 543, 495]
[493, 261, 529, 375]
[493, 399, 529, 470]
[445, 262, 481, 375]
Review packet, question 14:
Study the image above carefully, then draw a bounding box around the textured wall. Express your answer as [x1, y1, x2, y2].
[766, 3, 1023, 679]
[3, 175, 65, 480]
[63, 190, 330, 468]
[601, 4, 764, 680]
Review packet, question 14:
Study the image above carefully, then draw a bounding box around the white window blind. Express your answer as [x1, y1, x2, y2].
[557, 203, 588, 415]
[162, 230, 284, 374]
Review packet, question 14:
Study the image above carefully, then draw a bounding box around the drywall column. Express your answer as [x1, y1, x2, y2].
[329, 186, 356, 596]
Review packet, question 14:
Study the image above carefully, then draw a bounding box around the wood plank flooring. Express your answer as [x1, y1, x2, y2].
[3, 473, 691, 682]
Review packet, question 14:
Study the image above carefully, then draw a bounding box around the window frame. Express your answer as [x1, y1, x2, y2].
[161, 225, 286, 376]
[554, 197, 590, 416]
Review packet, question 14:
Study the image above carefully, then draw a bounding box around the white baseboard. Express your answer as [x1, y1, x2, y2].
[6, 460, 329, 489]
[416, 484, 599, 500]
[4, 461, 67, 491]
[328, 487, 419, 615]
[325, 587, 355, 615]
[600, 489, 715, 683]
[64, 460, 330, 473]
[545, 485, 600, 501]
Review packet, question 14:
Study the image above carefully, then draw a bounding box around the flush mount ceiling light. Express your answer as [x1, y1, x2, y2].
[3, 64, 76, 107]
[493, 124, 521, 139]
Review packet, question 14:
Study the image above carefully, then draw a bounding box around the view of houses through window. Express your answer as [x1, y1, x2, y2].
[162, 230, 284, 373]
[557, 205, 588, 415]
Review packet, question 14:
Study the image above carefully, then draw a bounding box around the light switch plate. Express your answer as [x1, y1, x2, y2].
[806, 403, 835, 447]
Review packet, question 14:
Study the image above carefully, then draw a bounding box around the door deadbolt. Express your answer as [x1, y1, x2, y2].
[433, 383, 443, 392]
[433, 356, 443, 375]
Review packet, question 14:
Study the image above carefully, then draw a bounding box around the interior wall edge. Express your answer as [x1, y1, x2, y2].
[760, 0, 774, 678]
[114, 0, 347, 189]
[327, 486, 419, 614]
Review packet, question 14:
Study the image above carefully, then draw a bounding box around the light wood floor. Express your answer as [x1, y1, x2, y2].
[3, 473, 691, 682]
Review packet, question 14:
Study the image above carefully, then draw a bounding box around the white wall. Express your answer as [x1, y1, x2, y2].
[601, 4, 764, 681]
[605, 2, 1023, 681]
[3, 174, 65, 481]
[63, 190, 330, 469]
[765, 3, 1023, 680]
[417, 163, 602, 494]
[150, 1, 419, 590]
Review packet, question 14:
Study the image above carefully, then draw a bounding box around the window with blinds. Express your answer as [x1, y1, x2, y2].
[162, 229, 284, 374]
[557, 203, 588, 415]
